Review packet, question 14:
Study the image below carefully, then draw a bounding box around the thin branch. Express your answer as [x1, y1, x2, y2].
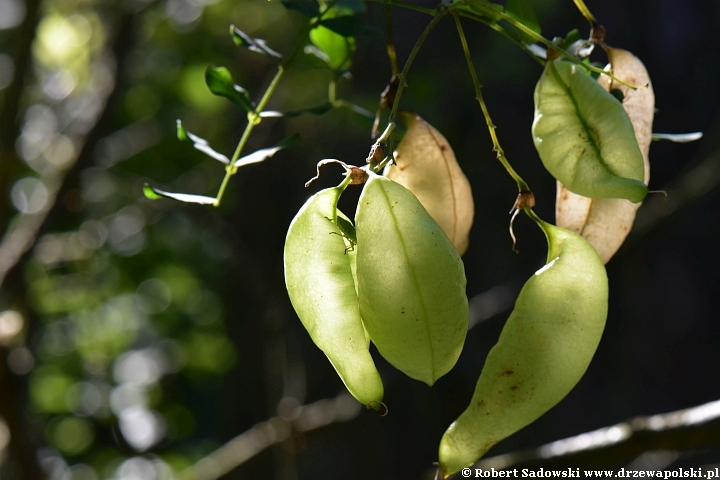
[452, 12, 530, 193]
[178, 392, 364, 480]
[470, 397, 720, 472]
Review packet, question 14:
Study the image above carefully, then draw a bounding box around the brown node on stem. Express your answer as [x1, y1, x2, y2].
[381, 75, 400, 108]
[366, 143, 385, 164]
[372, 76, 400, 138]
[590, 24, 606, 44]
[546, 47, 560, 62]
[511, 190, 536, 212]
[344, 166, 369, 185]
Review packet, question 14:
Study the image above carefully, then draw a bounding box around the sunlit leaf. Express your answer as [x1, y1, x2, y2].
[234, 134, 300, 168]
[229, 25, 283, 60]
[310, 25, 355, 71]
[320, 16, 380, 37]
[281, 0, 319, 17]
[652, 132, 703, 143]
[143, 184, 216, 205]
[175, 120, 230, 164]
[506, 0, 540, 44]
[205, 66, 254, 112]
[259, 103, 333, 118]
[176, 119, 188, 141]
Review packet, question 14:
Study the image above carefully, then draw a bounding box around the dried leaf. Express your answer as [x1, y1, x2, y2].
[556, 48, 655, 263]
[384, 112, 474, 255]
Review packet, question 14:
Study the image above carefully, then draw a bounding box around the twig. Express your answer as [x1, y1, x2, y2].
[178, 392, 364, 480]
[470, 397, 720, 472]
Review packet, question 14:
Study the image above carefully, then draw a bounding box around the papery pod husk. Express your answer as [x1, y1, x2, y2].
[438, 222, 608, 477]
[384, 111, 474, 255]
[556, 48, 654, 264]
[284, 187, 383, 408]
[533, 58, 647, 203]
[356, 173, 468, 386]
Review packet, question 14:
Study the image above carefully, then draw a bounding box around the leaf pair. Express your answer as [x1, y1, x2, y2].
[144, 124, 298, 205]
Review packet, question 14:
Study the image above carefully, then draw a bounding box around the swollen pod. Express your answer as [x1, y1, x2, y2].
[438, 221, 608, 477]
[533, 58, 647, 203]
[284, 187, 383, 408]
[355, 173, 468, 386]
[556, 48, 655, 263]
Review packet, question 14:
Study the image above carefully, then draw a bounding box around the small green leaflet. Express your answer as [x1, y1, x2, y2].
[143, 184, 216, 205]
[260, 103, 333, 118]
[506, 0, 540, 44]
[320, 16, 380, 37]
[310, 25, 355, 72]
[281, 0, 319, 17]
[205, 66, 255, 112]
[234, 133, 301, 168]
[177, 120, 230, 165]
[652, 132, 703, 143]
[230, 25, 282, 60]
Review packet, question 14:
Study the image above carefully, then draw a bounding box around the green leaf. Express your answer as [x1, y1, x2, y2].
[234, 133, 301, 168]
[319, 16, 380, 37]
[143, 184, 216, 204]
[281, 0, 319, 17]
[260, 102, 333, 118]
[310, 25, 355, 71]
[205, 66, 254, 112]
[652, 132, 703, 143]
[564, 28, 582, 46]
[506, 0, 540, 44]
[143, 184, 163, 200]
[176, 119, 188, 141]
[229, 25, 283, 59]
[176, 120, 229, 164]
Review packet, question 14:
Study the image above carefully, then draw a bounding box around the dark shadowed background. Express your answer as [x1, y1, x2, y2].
[1, 0, 719, 478]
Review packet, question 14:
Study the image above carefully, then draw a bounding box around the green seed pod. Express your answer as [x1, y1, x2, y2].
[438, 221, 608, 477]
[284, 187, 383, 409]
[356, 173, 468, 386]
[556, 48, 655, 264]
[532, 58, 647, 203]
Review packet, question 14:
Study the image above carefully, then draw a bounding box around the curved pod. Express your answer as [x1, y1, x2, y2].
[356, 173, 468, 386]
[284, 187, 383, 408]
[385, 112, 474, 255]
[533, 59, 647, 203]
[556, 48, 654, 263]
[438, 222, 608, 477]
